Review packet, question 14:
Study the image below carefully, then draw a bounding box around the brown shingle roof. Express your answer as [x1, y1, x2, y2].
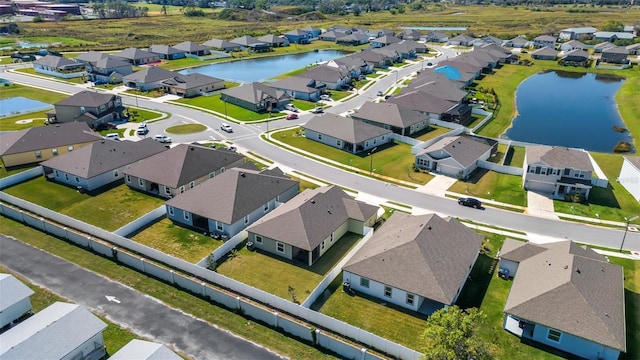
[504, 241, 625, 351]
[165, 168, 298, 224]
[388, 90, 457, 114]
[526, 145, 594, 171]
[418, 135, 494, 168]
[303, 113, 391, 144]
[54, 91, 119, 108]
[351, 101, 427, 129]
[0, 122, 102, 156]
[498, 238, 547, 262]
[123, 144, 244, 188]
[247, 185, 378, 250]
[343, 213, 483, 305]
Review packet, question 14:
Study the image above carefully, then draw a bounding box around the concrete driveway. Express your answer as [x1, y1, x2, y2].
[416, 175, 457, 196]
[526, 191, 558, 219]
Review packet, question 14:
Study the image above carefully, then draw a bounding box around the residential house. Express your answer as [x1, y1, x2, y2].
[594, 41, 616, 53]
[79, 53, 133, 84]
[370, 35, 401, 48]
[336, 33, 370, 46]
[395, 40, 428, 55]
[424, 31, 449, 43]
[626, 43, 640, 55]
[165, 168, 299, 238]
[0, 302, 108, 360]
[148, 45, 186, 60]
[283, 29, 313, 44]
[319, 30, 348, 42]
[257, 34, 289, 47]
[594, 31, 636, 42]
[560, 49, 590, 66]
[388, 90, 472, 125]
[367, 29, 394, 39]
[112, 48, 160, 65]
[504, 36, 530, 48]
[299, 64, 351, 90]
[398, 29, 422, 41]
[247, 185, 378, 266]
[302, 113, 392, 154]
[0, 122, 102, 167]
[343, 212, 483, 314]
[601, 46, 629, 64]
[326, 56, 370, 78]
[302, 26, 322, 40]
[559, 40, 586, 52]
[475, 44, 518, 64]
[230, 35, 271, 52]
[412, 71, 468, 90]
[414, 135, 496, 179]
[350, 49, 391, 69]
[533, 35, 556, 49]
[220, 82, 290, 112]
[351, 101, 429, 136]
[481, 35, 504, 45]
[327, 25, 353, 34]
[202, 39, 242, 52]
[268, 76, 325, 102]
[618, 156, 640, 201]
[110, 340, 182, 360]
[174, 41, 211, 56]
[123, 143, 245, 198]
[447, 34, 477, 47]
[371, 47, 402, 64]
[33, 55, 85, 79]
[162, 73, 225, 98]
[47, 91, 126, 128]
[559, 27, 597, 41]
[41, 138, 167, 192]
[0, 274, 34, 329]
[122, 67, 177, 91]
[523, 145, 595, 198]
[531, 46, 558, 60]
[500, 240, 626, 360]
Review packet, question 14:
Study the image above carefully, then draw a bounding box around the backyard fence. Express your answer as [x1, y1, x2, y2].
[196, 230, 248, 267]
[0, 166, 43, 190]
[478, 160, 523, 176]
[411, 127, 464, 154]
[113, 205, 166, 237]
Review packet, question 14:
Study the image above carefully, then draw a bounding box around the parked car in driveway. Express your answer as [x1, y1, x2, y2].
[311, 107, 324, 114]
[320, 94, 331, 101]
[286, 113, 298, 120]
[104, 133, 121, 141]
[220, 123, 233, 133]
[285, 104, 298, 112]
[458, 197, 482, 209]
[376, 90, 384, 96]
[154, 134, 172, 143]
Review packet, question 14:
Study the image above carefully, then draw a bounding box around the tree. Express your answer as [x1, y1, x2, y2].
[601, 20, 624, 32]
[421, 306, 493, 360]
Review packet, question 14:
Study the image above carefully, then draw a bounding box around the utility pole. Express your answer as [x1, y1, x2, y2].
[620, 215, 639, 252]
[369, 147, 378, 175]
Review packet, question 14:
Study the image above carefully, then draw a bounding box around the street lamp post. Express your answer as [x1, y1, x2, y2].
[620, 215, 639, 252]
[369, 147, 378, 175]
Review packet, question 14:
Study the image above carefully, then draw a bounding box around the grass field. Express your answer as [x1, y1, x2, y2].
[174, 94, 276, 122]
[165, 123, 207, 134]
[448, 168, 528, 207]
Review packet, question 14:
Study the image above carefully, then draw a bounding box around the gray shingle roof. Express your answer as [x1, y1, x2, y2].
[343, 212, 483, 304]
[0, 122, 102, 157]
[93, 56, 131, 69]
[112, 47, 157, 61]
[303, 113, 391, 144]
[407, 78, 468, 102]
[123, 143, 244, 188]
[526, 145, 594, 171]
[388, 90, 457, 114]
[418, 135, 494, 168]
[247, 185, 378, 250]
[449, 34, 476, 43]
[257, 34, 288, 45]
[531, 46, 558, 57]
[40, 138, 167, 178]
[498, 238, 547, 262]
[535, 35, 557, 42]
[148, 44, 184, 56]
[54, 90, 119, 108]
[0, 274, 34, 313]
[173, 41, 209, 53]
[34, 55, 80, 69]
[75, 51, 107, 63]
[202, 39, 241, 49]
[230, 35, 265, 47]
[300, 65, 349, 83]
[268, 76, 321, 94]
[0, 302, 107, 360]
[221, 82, 289, 104]
[109, 340, 181, 360]
[603, 46, 630, 55]
[352, 101, 427, 129]
[162, 73, 223, 90]
[504, 241, 626, 351]
[562, 49, 590, 59]
[123, 67, 177, 84]
[624, 156, 640, 170]
[166, 168, 298, 224]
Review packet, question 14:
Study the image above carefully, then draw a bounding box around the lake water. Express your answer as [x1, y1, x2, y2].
[0, 97, 53, 117]
[180, 50, 347, 83]
[504, 71, 632, 153]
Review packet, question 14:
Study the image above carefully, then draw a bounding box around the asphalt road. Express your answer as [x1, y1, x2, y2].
[2, 47, 639, 252]
[0, 235, 283, 360]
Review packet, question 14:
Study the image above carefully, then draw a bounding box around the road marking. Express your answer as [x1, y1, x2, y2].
[176, 114, 198, 123]
[105, 295, 121, 304]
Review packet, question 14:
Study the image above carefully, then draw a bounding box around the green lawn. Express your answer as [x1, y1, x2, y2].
[553, 153, 640, 223]
[0, 266, 140, 356]
[415, 125, 452, 141]
[165, 124, 207, 134]
[0, 83, 67, 103]
[272, 128, 433, 184]
[3, 178, 163, 231]
[504, 145, 525, 168]
[15, 67, 85, 84]
[609, 257, 639, 360]
[0, 111, 49, 131]
[217, 233, 361, 301]
[448, 169, 528, 207]
[132, 218, 222, 263]
[0, 159, 37, 179]
[0, 216, 333, 359]
[174, 94, 275, 122]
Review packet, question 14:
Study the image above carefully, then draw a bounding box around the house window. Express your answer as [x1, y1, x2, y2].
[65, 173, 69, 181]
[381, 135, 385, 141]
[321, 240, 325, 250]
[184, 211, 190, 221]
[317, 134, 322, 140]
[373, 139, 377, 145]
[563, 168, 570, 176]
[190, 181, 195, 189]
[80, 106, 86, 113]
[365, 141, 369, 147]
[138, 178, 144, 187]
[216, 222, 223, 231]
[406, 293, 415, 305]
[244, 215, 249, 224]
[126, 175, 131, 183]
[535, 166, 541, 174]
[255, 235, 263, 244]
[164, 186, 172, 195]
[220, 167, 225, 173]
[100, 105, 106, 112]
[209, 172, 215, 179]
[360, 277, 370, 288]
[167, 206, 174, 216]
[35, 150, 42, 159]
[547, 329, 562, 343]
[330, 233, 334, 242]
[113, 169, 119, 177]
[541, 167, 547, 175]
[52, 148, 58, 156]
[75, 176, 80, 183]
[263, 202, 269, 212]
[179, 186, 185, 193]
[384, 286, 392, 298]
[68, 145, 74, 152]
[54, 170, 59, 177]
[276, 241, 285, 254]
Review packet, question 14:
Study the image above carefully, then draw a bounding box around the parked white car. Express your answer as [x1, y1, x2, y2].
[320, 94, 331, 101]
[136, 123, 148, 135]
[284, 104, 298, 112]
[220, 123, 233, 133]
[154, 134, 172, 143]
[104, 133, 121, 141]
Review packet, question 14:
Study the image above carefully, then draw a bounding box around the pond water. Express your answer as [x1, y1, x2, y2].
[179, 50, 347, 83]
[0, 97, 53, 117]
[504, 71, 632, 153]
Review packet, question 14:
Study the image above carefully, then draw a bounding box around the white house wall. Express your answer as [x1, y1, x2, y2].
[343, 272, 427, 313]
[619, 158, 640, 201]
[60, 332, 106, 360]
[529, 322, 620, 360]
[0, 298, 32, 329]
